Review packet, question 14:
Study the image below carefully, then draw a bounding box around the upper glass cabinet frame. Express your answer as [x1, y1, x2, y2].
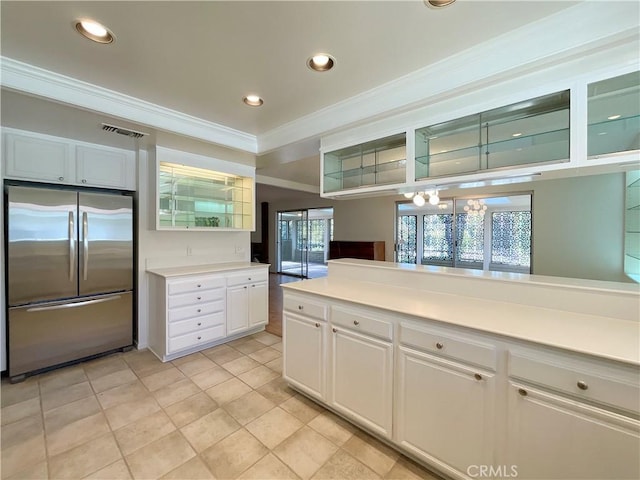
[323, 132, 407, 193]
[587, 71, 640, 158]
[154, 147, 255, 231]
[414, 90, 571, 181]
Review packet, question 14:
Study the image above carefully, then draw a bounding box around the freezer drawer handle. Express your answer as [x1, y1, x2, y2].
[26, 296, 122, 312]
[83, 212, 89, 281]
[68, 211, 75, 281]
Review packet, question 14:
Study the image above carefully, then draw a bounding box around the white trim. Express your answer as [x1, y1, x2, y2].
[0, 57, 258, 154]
[256, 174, 320, 194]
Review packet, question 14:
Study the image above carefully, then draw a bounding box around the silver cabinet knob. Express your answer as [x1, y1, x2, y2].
[436, 342, 444, 350]
[197, 296, 201, 300]
[82, 179, 87, 183]
[197, 336, 202, 340]
[474, 373, 482, 381]
[518, 388, 528, 397]
[315, 323, 320, 328]
[58, 176, 64, 181]
[332, 328, 337, 333]
[197, 309, 201, 313]
[251, 284, 255, 288]
[244, 286, 247, 289]
[197, 322, 202, 326]
[577, 381, 588, 391]
[248, 277, 251, 281]
[298, 305, 304, 310]
[197, 284, 201, 288]
[353, 320, 360, 326]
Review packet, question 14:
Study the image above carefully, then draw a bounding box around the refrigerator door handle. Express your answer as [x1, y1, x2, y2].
[26, 295, 122, 312]
[68, 211, 75, 281]
[83, 211, 89, 281]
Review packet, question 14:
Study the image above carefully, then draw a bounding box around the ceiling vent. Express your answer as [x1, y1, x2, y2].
[101, 123, 148, 139]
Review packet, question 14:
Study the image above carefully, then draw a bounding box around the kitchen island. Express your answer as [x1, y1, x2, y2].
[282, 259, 640, 480]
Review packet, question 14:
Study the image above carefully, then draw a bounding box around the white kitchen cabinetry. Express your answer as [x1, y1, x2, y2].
[226, 269, 268, 335]
[3, 129, 136, 190]
[507, 348, 640, 480]
[330, 306, 393, 438]
[148, 273, 226, 361]
[396, 322, 496, 478]
[283, 294, 328, 400]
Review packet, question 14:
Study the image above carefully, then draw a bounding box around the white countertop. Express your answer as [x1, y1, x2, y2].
[282, 277, 640, 366]
[147, 262, 269, 278]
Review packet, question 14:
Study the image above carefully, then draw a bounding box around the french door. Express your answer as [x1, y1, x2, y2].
[277, 209, 309, 278]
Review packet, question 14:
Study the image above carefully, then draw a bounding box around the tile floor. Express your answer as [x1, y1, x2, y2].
[1, 331, 442, 480]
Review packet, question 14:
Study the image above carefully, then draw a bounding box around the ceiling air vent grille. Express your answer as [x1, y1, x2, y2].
[101, 123, 148, 139]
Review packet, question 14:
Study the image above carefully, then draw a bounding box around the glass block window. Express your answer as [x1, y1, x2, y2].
[491, 211, 532, 268]
[423, 214, 453, 263]
[397, 215, 417, 264]
[455, 213, 485, 264]
[308, 219, 327, 252]
[295, 220, 307, 251]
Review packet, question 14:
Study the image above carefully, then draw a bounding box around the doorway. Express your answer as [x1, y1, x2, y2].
[277, 208, 333, 278]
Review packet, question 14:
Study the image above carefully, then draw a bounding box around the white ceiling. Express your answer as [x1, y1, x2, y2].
[0, 1, 577, 137]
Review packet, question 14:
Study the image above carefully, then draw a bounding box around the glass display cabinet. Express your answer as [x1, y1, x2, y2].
[157, 161, 253, 230]
[588, 71, 640, 158]
[625, 170, 640, 280]
[415, 90, 570, 180]
[323, 132, 406, 193]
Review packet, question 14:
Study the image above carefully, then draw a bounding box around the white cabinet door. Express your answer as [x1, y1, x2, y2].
[76, 145, 135, 190]
[4, 132, 72, 183]
[331, 327, 393, 438]
[226, 285, 249, 335]
[396, 347, 495, 477]
[506, 383, 640, 480]
[283, 312, 325, 400]
[248, 282, 268, 327]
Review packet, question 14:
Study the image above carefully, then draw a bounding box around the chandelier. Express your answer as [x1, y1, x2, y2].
[403, 190, 440, 207]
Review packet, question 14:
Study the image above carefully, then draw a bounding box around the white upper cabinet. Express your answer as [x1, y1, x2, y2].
[2, 128, 136, 190]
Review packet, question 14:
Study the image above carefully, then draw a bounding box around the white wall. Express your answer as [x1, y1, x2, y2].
[261, 172, 630, 283]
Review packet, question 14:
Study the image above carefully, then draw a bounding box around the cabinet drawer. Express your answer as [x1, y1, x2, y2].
[399, 322, 496, 370]
[168, 288, 224, 308]
[168, 300, 224, 323]
[284, 295, 327, 321]
[509, 350, 640, 413]
[169, 312, 225, 338]
[167, 276, 225, 295]
[226, 269, 268, 287]
[332, 306, 393, 341]
[168, 325, 225, 354]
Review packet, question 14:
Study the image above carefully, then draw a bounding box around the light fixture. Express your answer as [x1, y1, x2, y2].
[307, 53, 335, 72]
[512, 132, 523, 137]
[403, 192, 414, 199]
[428, 190, 440, 205]
[424, 0, 456, 8]
[75, 19, 114, 44]
[463, 199, 488, 216]
[243, 94, 263, 107]
[405, 189, 440, 207]
[608, 114, 622, 120]
[413, 193, 426, 207]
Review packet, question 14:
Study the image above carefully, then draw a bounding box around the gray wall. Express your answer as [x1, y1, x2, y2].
[261, 172, 629, 283]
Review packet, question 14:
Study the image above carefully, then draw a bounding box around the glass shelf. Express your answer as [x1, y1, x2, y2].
[415, 90, 570, 181]
[157, 161, 253, 230]
[588, 71, 640, 158]
[323, 133, 406, 193]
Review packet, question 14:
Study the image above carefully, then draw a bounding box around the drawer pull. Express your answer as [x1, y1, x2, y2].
[197, 336, 202, 340]
[577, 381, 589, 391]
[518, 388, 528, 397]
[197, 309, 201, 313]
[474, 373, 482, 381]
[248, 277, 251, 280]
[353, 320, 360, 326]
[298, 305, 304, 310]
[332, 328, 337, 333]
[436, 342, 444, 350]
[251, 285, 255, 288]
[197, 284, 201, 288]
[315, 323, 320, 328]
[197, 296, 201, 300]
[58, 176, 64, 181]
[197, 322, 202, 326]
[244, 286, 247, 289]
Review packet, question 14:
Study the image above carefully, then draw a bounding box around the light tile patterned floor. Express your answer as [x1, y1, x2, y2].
[1, 332, 442, 480]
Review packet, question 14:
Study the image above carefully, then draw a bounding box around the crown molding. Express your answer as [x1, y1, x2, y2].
[258, 1, 640, 154]
[0, 57, 258, 154]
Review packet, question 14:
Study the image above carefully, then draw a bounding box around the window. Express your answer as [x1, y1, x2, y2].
[396, 194, 532, 273]
[308, 219, 327, 252]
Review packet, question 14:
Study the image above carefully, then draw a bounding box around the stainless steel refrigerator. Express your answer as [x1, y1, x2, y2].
[6, 183, 134, 381]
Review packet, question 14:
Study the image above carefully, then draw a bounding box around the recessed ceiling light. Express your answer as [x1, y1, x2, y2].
[512, 132, 523, 137]
[243, 94, 263, 107]
[75, 19, 114, 44]
[424, 0, 456, 8]
[307, 53, 335, 72]
[608, 114, 621, 120]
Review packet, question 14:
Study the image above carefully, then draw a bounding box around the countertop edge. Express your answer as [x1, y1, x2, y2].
[147, 262, 270, 277]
